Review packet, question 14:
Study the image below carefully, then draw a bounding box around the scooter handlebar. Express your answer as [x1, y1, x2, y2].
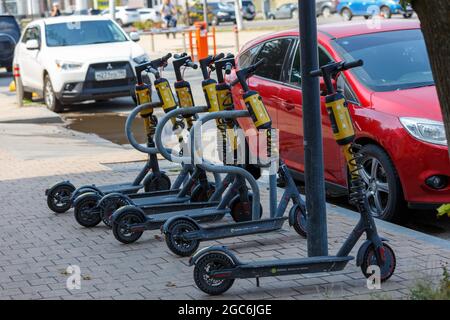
[229, 58, 265, 87]
[310, 59, 364, 77]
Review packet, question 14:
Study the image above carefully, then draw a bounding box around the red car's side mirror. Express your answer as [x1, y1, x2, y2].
[319, 77, 336, 96]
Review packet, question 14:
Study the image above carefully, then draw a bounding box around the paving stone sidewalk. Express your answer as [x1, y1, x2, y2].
[0, 140, 449, 300]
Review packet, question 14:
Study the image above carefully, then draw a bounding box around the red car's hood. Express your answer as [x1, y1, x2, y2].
[371, 85, 443, 122]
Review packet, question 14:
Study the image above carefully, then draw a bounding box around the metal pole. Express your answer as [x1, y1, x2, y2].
[109, 0, 115, 21]
[202, 0, 208, 25]
[298, 0, 328, 257]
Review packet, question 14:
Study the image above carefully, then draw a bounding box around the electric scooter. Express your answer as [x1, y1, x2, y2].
[162, 59, 308, 257]
[109, 54, 261, 244]
[45, 54, 176, 214]
[73, 54, 222, 228]
[189, 59, 396, 295]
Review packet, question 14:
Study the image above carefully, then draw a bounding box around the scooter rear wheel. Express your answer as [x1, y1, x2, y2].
[194, 253, 235, 295]
[165, 220, 200, 257]
[47, 183, 75, 213]
[144, 173, 171, 192]
[229, 194, 263, 222]
[74, 194, 102, 228]
[190, 183, 216, 202]
[361, 242, 396, 282]
[112, 210, 144, 244]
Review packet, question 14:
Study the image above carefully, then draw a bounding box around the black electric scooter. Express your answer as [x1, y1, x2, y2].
[109, 54, 261, 244]
[45, 54, 176, 214]
[162, 59, 308, 257]
[189, 59, 396, 295]
[72, 54, 222, 228]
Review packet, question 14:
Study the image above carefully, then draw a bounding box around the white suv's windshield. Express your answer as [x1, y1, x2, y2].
[45, 20, 128, 47]
[333, 29, 433, 92]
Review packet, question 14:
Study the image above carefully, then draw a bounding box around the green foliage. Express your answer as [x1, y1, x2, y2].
[400, 0, 411, 8]
[409, 266, 450, 300]
[133, 20, 154, 31]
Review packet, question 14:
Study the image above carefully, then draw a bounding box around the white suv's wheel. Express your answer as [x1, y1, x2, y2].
[44, 74, 64, 113]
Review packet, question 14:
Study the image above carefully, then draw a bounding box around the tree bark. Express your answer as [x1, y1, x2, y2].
[411, 0, 450, 157]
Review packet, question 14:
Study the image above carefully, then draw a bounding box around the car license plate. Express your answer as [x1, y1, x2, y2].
[95, 69, 126, 81]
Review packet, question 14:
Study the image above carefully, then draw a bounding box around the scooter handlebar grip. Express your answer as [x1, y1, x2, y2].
[174, 53, 187, 59]
[342, 59, 363, 71]
[225, 63, 233, 74]
[162, 53, 172, 62]
[309, 69, 322, 77]
[187, 61, 198, 69]
[213, 53, 225, 61]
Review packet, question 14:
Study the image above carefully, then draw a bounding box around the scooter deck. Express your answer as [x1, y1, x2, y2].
[231, 256, 354, 279]
[99, 183, 142, 194]
[131, 194, 190, 206]
[128, 189, 181, 199]
[140, 201, 221, 215]
[184, 217, 287, 241]
[133, 207, 229, 231]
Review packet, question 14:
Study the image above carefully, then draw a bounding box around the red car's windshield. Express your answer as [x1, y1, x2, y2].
[333, 29, 434, 92]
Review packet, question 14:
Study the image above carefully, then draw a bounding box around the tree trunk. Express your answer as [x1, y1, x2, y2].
[412, 0, 450, 157]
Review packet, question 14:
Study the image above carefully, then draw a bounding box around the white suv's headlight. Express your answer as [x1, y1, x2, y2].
[400, 117, 447, 146]
[133, 54, 150, 64]
[55, 60, 83, 71]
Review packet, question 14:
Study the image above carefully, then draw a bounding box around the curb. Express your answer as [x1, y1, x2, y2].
[330, 203, 450, 251]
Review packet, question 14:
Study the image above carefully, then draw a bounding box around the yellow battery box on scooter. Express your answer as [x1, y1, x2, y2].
[325, 92, 355, 146]
[216, 83, 233, 111]
[154, 78, 177, 113]
[202, 79, 219, 113]
[174, 81, 194, 108]
[243, 90, 271, 130]
[135, 83, 152, 105]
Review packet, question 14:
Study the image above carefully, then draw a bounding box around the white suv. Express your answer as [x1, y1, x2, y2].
[14, 15, 150, 112]
[101, 6, 140, 26]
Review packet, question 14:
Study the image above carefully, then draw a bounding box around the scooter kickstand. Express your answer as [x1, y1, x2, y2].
[256, 277, 260, 287]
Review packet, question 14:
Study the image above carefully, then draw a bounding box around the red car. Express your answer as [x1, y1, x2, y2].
[230, 20, 450, 221]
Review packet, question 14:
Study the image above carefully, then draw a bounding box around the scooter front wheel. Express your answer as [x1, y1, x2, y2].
[361, 242, 396, 282]
[100, 197, 130, 228]
[290, 205, 307, 238]
[165, 220, 200, 257]
[194, 253, 235, 295]
[112, 209, 144, 244]
[47, 183, 75, 213]
[74, 194, 102, 228]
[144, 173, 171, 192]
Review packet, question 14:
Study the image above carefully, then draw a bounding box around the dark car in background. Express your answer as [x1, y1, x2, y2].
[240, 0, 256, 20]
[0, 15, 20, 72]
[268, 3, 298, 20]
[189, 1, 236, 25]
[316, 0, 339, 17]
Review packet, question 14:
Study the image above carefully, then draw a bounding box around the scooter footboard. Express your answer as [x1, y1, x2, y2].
[185, 217, 287, 241]
[224, 256, 354, 279]
[142, 207, 229, 230]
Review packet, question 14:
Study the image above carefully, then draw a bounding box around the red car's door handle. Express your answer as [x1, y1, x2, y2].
[283, 101, 295, 111]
